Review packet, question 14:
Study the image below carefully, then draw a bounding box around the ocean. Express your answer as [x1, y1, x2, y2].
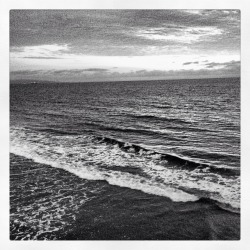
[10, 77, 240, 240]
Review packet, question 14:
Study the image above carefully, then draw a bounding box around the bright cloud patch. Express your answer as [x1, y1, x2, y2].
[136, 26, 223, 44]
[11, 44, 69, 59]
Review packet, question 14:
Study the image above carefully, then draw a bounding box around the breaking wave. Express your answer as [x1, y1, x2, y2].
[10, 126, 240, 211]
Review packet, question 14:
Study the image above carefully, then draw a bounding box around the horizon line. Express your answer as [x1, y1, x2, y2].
[10, 76, 240, 84]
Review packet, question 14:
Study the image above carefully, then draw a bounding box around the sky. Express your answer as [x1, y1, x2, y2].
[10, 10, 240, 82]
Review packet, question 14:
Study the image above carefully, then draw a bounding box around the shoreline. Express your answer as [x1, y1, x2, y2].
[10, 153, 240, 240]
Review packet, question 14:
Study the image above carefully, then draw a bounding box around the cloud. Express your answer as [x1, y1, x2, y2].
[183, 61, 199, 65]
[23, 56, 63, 59]
[135, 26, 223, 44]
[11, 70, 44, 76]
[84, 68, 109, 72]
[9, 10, 240, 81]
[10, 44, 69, 59]
[205, 60, 240, 69]
[10, 10, 240, 56]
[53, 68, 109, 75]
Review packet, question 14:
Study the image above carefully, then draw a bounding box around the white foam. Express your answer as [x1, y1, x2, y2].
[10, 126, 240, 208]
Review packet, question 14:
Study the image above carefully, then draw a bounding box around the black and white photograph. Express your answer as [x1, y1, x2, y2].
[9, 9, 241, 241]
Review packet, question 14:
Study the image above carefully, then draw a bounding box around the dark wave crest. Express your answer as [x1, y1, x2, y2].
[38, 128, 80, 136]
[128, 114, 191, 124]
[94, 136, 239, 176]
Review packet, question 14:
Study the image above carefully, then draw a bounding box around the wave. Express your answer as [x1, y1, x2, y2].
[9, 150, 198, 203]
[80, 120, 222, 136]
[128, 114, 191, 124]
[37, 128, 80, 136]
[10, 127, 240, 210]
[94, 136, 239, 176]
[9, 152, 239, 214]
[79, 122, 160, 136]
[150, 104, 172, 109]
[76, 122, 207, 141]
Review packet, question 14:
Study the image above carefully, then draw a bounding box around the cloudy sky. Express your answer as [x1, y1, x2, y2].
[10, 10, 240, 82]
